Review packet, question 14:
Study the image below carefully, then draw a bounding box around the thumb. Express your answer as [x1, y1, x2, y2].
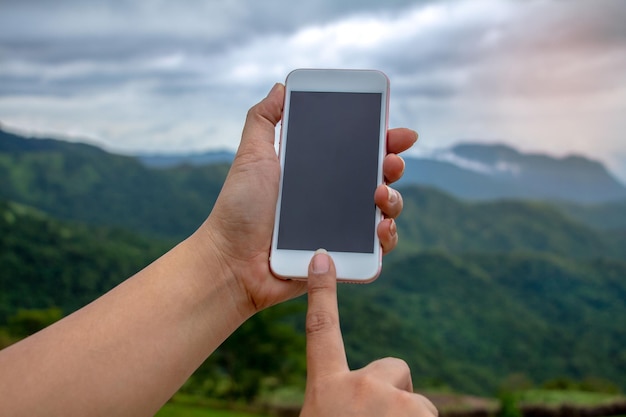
[239, 83, 284, 150]
[306, 249, 349, 381]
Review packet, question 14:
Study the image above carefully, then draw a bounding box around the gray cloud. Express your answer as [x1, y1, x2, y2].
[0, 0, 423, 97]
[0, 0, 421, 44]
[1, 0, 625, 180]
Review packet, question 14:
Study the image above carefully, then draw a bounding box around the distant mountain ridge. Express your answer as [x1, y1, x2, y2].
[0, 126, 626, 208]
[134, 138, 626, 204]
[2, 127, 625, 255]
[399, 143, 626, 204]
[137, 150, 234, 168]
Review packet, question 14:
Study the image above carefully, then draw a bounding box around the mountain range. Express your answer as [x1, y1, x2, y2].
[137, 140, 626, 204]
[3, 128, 626, 234]
[400, 144, 626, 204]
[1, 127, 626, 397]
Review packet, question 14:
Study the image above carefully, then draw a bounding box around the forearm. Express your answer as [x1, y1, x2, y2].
[0, 231, 252, 417]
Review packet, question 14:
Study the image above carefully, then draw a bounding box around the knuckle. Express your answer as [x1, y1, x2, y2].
[396, 190, 404, 205]
[381, 356, 411, 374]
[352, 372, 379, 394]
[307, 278, 331, 293]
[392, 192, 403, 212]
[246, 98, 279, 126]
[393, 391, 438, 416]
[394, 389, 416, 408]
[381, 227, 399, 255]
[305, 310, 338, 335]
[246, 100, 265, 118]
[245, 104, 260, 124]
[392, 356, 411, 372]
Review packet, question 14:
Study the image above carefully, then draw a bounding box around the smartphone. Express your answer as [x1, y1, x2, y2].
[270, 69, 389, 283]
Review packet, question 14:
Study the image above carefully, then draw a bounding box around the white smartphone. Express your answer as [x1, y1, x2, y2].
[270, 69, 390, 283]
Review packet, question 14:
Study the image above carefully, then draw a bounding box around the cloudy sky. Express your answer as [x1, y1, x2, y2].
[1, 0, 626, 181]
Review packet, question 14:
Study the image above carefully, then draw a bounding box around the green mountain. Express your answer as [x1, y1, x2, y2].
[1, 129, 625, 398]
[135, 141, 626, 204]
[394, 186, 626, 260]
[553, 200, 626, 230]
[399, 143, 626, 204]
[3, 197, 624, 396]
[338, 251, 626, 394]
[2, 129, 624, 256]
[0, 129, 228, 238]
[0, 200, 172, 323]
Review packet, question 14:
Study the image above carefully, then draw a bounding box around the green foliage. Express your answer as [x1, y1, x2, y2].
[182, 302, 306, 402]
[333, 251, 626, 395]
[0, 200, 171, 324]
[156, 402, 265, 417]
[542, 377, 621, 394]
[0, 327, 18, 349]
[0, 129, 228, 239]
[516, 389, 625, 407]
[2, 131, 626, 402]
[393, 186, 626, 259]
[7, 307, 62, 338]
[554, 199, 626, 230]
[497, 392, 522, 417]
[499, 373, 535, 393]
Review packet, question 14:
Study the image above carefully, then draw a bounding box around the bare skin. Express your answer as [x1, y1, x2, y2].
[0, 83, 432, 417]
[301, 250, 437, 417]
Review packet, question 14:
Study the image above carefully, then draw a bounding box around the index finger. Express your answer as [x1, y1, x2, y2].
[305, 250, 349, 381]
[387, 128, 418, 154]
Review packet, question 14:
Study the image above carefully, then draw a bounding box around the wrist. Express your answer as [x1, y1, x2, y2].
[189, 222, 258, 320]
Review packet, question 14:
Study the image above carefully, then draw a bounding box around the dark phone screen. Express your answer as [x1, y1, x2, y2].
[277, 91, 383, 253]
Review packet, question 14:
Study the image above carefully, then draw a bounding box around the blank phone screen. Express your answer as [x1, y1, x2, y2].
[277, 91, 383, 253]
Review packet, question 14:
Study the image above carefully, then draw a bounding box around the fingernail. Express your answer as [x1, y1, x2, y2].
[388, 186, 398, 204]
[312, 249, 330, 274]
[411, 129, 419, 143]
[389, 219, 397, 237]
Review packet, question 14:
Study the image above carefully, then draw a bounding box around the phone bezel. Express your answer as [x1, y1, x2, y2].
[270, 69, 390, 283]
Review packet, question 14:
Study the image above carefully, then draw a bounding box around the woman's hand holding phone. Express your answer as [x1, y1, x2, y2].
[203, 82, 416, 313]
[301, 250, 438, 417]
[206, 81, 432, 414]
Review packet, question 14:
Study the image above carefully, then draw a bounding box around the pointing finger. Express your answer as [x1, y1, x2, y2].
[305, 249, 349, 381]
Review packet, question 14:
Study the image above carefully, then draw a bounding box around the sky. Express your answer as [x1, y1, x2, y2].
[1, 0, 626, 181]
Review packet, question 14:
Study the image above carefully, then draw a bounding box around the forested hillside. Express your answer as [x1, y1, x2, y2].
[1, 130, 625, 400]
[0, 200, 172, 324]
[0, 129, 228, 238]
[339, 252, 626, 394]
[394, 186, 626, 259]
